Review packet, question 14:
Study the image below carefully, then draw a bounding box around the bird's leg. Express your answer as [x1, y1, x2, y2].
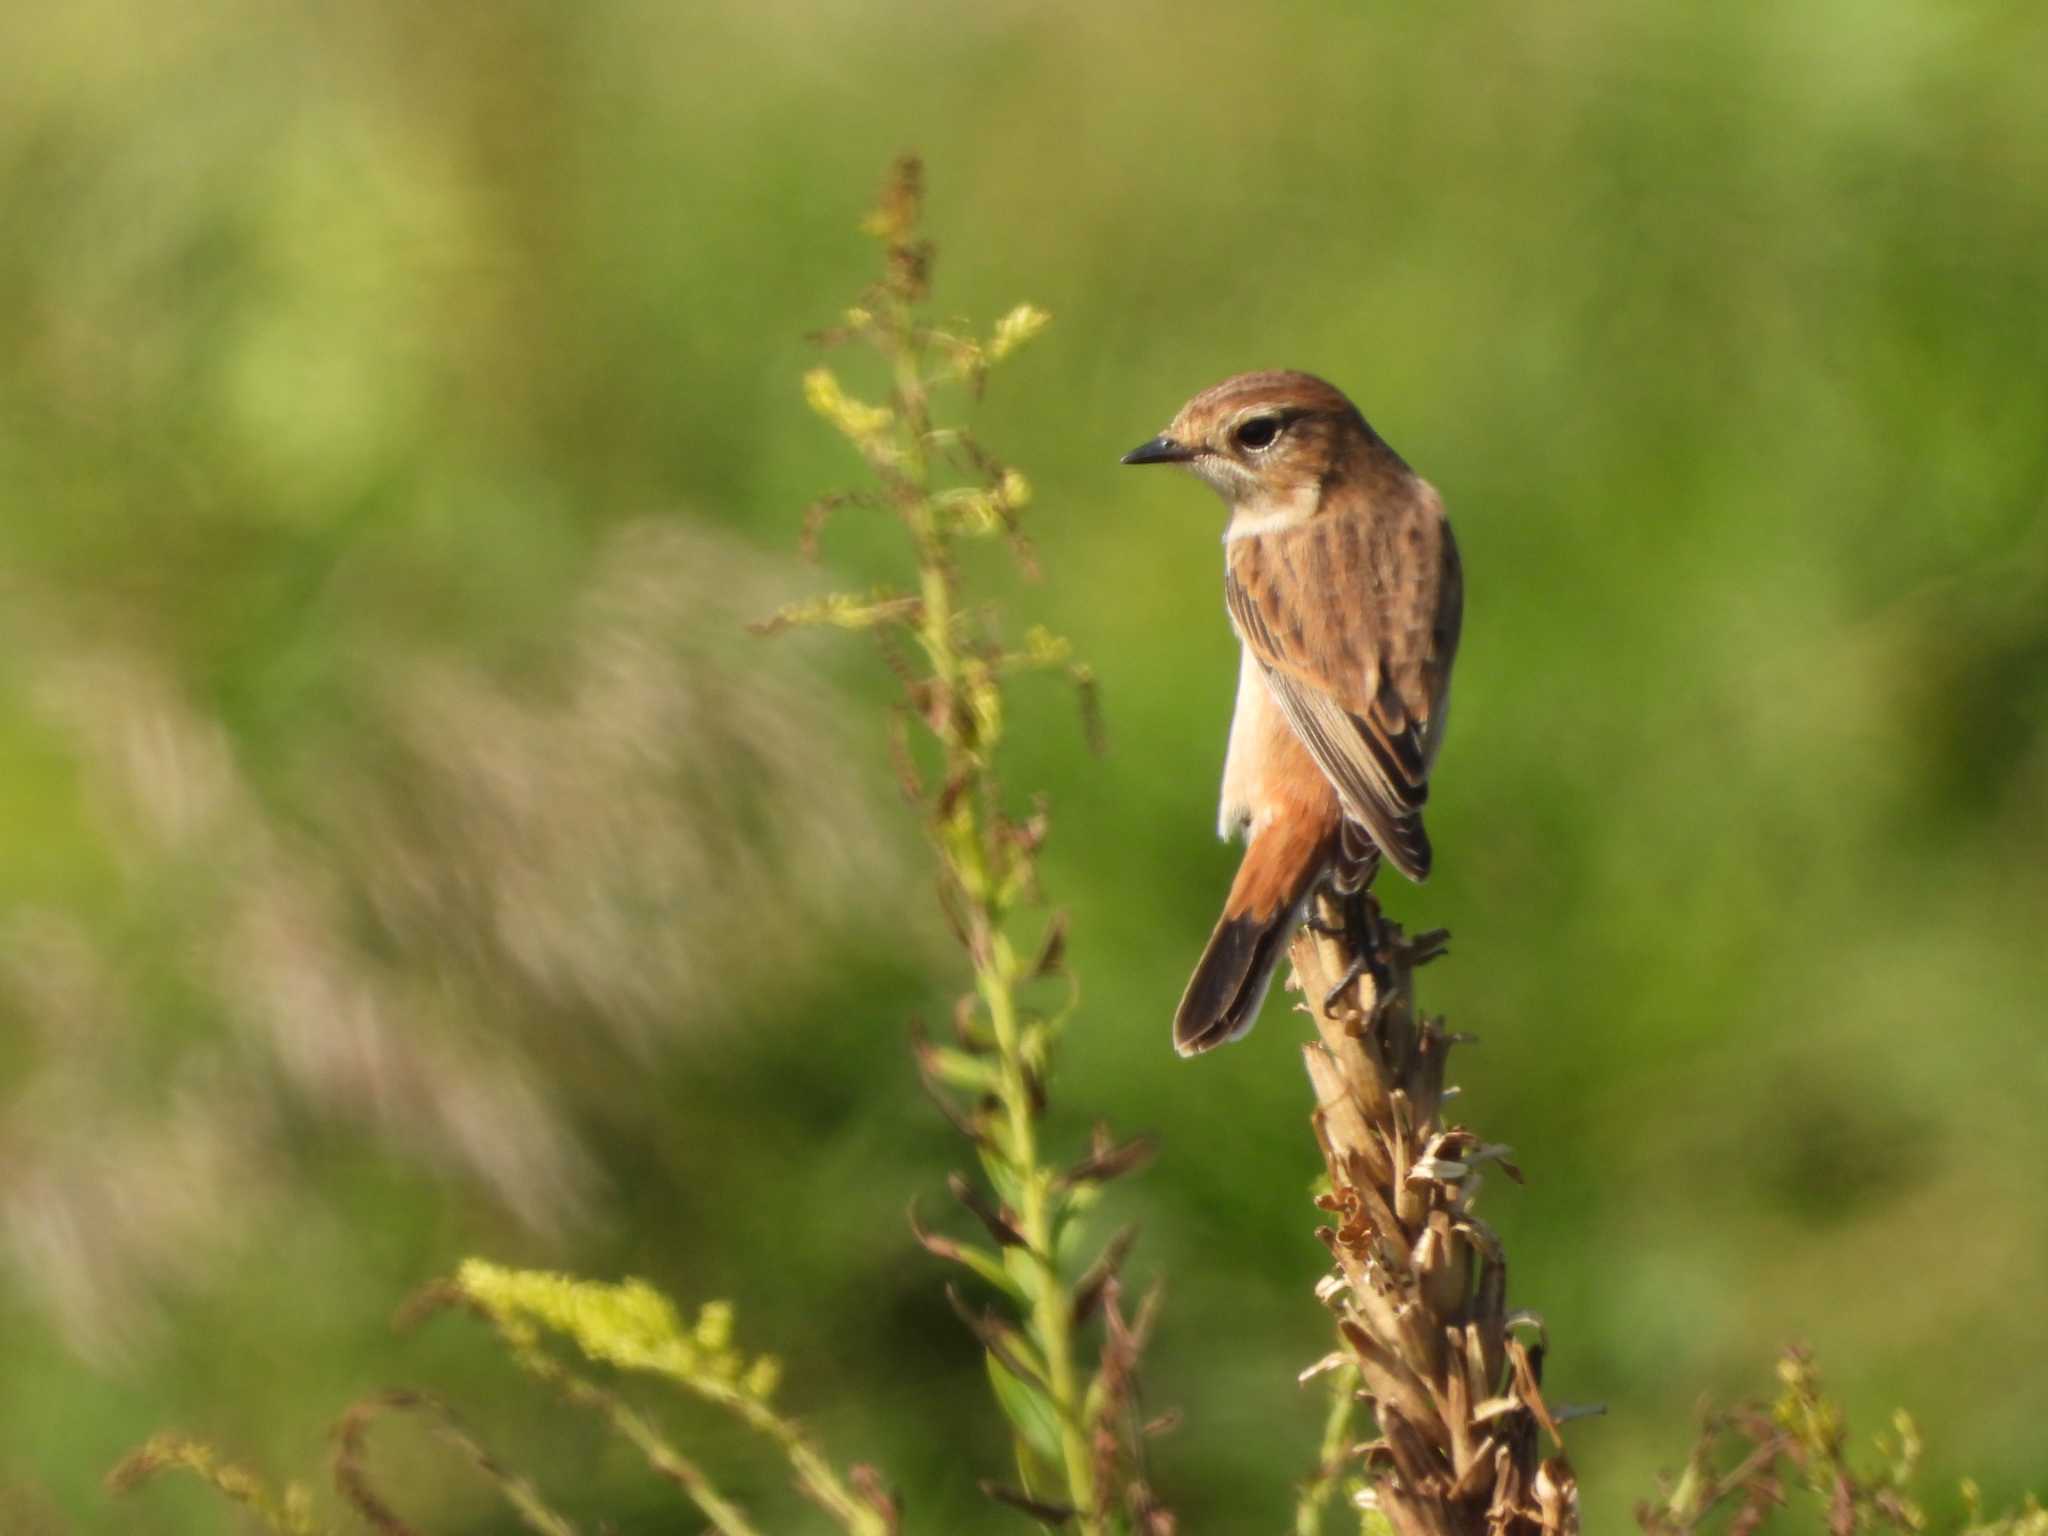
[1323, 959, 1368, 1013]
[1304, 858, 1357, 938]
[1321, 889, 1389, 1015]
[1304, 906, 1347, 939]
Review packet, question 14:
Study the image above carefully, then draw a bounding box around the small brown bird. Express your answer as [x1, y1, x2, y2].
[1122, 371, 1462, 1055]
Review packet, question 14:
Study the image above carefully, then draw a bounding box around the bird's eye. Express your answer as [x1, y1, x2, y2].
[1234, 416, 1281, 451]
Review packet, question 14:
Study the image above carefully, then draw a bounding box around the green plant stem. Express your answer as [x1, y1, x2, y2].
[941, 580, 1099, 1528]
[597, 1395, 761, 1536]
[886, 297, 1100, 1529]
[335, 1390, 584, 1536]
[983, 939, 1099, 1524]
[1295, 1363, 1361, 1536]
[939, 596, 1098, 1524]
[512, 1348, 763, 1536]
[700, 1380, 889, 1536]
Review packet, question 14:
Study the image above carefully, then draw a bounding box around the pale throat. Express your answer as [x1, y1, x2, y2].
[1223, 481, 1322, 542]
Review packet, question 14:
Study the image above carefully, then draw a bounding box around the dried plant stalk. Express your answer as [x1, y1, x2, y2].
[331, 1389, 581, 1536]
[1296, 890, 1581, 1535]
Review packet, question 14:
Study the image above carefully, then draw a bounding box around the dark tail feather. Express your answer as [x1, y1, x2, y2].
[1176, 821, 1384, 1055]
[1174, 821, 1366, 1055]
[1173, 904, 1302, 1055]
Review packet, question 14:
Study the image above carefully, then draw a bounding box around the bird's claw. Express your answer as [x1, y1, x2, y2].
[1322, 956, 1368, 1012]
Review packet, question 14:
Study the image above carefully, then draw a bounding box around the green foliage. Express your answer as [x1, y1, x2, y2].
[1957, 1489, 2048, 1536]
[111, 1264, 895, 1536]
[4, 2, 2046, 1525]
[1641, 1350, 2045, 1534]
[437, 1260, 890, 1536]
[455, 1260, 784, 1404]
[769, 154, 1163, 1535]
[1294, 1359, 1363, 1536]
[105, 156, 1157, 1536]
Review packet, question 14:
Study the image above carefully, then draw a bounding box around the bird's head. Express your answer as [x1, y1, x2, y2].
[1120, 370, 1373, 517]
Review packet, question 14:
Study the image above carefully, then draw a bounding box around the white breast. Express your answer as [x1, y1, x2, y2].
[1217, 644, 1284, 840]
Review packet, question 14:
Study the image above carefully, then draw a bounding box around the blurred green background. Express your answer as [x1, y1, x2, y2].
[3, 0, 2046, 1530]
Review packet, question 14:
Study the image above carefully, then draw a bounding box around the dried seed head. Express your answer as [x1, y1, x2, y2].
[1294, 893, 1580, 1533]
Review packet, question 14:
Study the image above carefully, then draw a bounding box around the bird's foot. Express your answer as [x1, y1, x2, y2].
[1323, 954, 1371, 1013]
[1318, 889, 1391, 1013]
[1323, 947, 1395, 1013]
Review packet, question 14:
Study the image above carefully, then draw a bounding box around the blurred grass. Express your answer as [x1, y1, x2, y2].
[2, 0, 2045, 1530]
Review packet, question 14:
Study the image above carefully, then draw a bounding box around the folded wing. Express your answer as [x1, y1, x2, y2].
[1223, 498, 1456, 882]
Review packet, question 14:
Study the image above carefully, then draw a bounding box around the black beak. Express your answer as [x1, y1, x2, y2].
[1120, 435, 1196, 466]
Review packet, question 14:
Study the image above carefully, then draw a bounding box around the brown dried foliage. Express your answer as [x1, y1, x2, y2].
[1296, 891, 1581, 1535]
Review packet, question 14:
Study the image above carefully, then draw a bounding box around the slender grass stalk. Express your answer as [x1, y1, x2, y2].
[107, 1437, 324, 1536]
[541, 1370, 762, 1536]
[431, 1264, 893, 1536]
[330, 1389, 582, 1536]
[1296, 1359, 1364, 1536]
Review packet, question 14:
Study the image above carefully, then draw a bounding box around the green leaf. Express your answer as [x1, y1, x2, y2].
[1002, 1244, 1043, 1299]
[910, 1206, 1026, 1298]
[985, 1351, 1065, 1469]
[945, 1241, 1026, 1298]
[917, 1044, 999, 1094]
[979, 1151, 1029, 1213]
